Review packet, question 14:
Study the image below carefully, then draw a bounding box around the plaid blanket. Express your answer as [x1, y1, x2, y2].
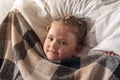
[0, 11, 120, 80]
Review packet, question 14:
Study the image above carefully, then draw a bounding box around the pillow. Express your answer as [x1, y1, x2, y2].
[13, 0, 101, 36]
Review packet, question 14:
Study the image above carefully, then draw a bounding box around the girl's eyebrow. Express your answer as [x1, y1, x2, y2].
[47, 34, 53, 37]
[47, 34, 68, 41]
[58, 38, 67, 42]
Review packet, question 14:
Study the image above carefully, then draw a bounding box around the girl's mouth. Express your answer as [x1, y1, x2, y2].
[47, 50, 58, 55]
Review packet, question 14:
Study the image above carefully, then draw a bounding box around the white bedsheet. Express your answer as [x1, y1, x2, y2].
[89, 2, 120, 55]
[0, 0, 15, 24]
[1, 0, 120, 55]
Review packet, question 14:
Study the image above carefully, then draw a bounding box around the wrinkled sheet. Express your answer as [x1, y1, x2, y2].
[0, 11, 120, 80]
[0, 0, 15, 24]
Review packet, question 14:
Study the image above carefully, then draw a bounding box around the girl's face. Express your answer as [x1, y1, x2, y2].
[43, 21, 80, 61]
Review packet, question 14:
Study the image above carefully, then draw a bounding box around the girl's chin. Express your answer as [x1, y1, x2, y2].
[46, 52, 59, 61]
[47, 56, 59, 61]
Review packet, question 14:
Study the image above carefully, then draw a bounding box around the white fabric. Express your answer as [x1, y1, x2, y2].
[1, 0, 120, 55]
[89, 1, 120, 55]
[0, 0, 15, 24]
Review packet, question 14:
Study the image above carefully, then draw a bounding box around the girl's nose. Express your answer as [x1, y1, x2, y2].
[50, 40, 58, 49]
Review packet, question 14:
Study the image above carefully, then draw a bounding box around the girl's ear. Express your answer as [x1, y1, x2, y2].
[72, 45, 82, 57]
[75, 45, 82, 53]
[46, 25, 51, 32]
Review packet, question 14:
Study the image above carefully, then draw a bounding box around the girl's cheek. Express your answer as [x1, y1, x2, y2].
[59, 48, 67, 54]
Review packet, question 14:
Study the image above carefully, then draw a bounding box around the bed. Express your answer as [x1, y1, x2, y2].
[0, 0, 120, 80]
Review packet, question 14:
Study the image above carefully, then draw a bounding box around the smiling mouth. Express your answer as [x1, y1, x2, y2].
[47, 50, 58, 55]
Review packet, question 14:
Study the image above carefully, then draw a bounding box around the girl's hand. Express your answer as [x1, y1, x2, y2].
[104, 52, 118, 56]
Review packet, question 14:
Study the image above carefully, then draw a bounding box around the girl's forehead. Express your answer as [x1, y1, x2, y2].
[51, 20, 79, 37]
[49, 24, 77, 41]
[51, 21, 63, 26]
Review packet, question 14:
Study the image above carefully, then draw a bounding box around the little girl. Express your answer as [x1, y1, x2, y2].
[43, 16, 88, 61]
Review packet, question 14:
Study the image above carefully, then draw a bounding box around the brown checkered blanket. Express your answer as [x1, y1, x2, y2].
[0, 11, 120, 80]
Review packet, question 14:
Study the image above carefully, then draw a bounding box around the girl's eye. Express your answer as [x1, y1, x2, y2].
[47, 37, 53, 41]
[59, 41, 67, 45]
